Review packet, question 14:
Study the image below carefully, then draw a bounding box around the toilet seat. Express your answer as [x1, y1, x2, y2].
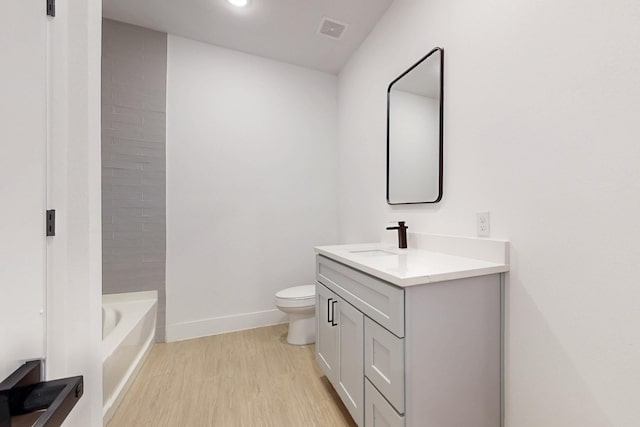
[275, 285, 315, 308]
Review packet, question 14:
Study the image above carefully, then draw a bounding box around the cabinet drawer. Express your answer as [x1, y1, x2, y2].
[364, 317, 405, 414]
[365, 379, 404, 427]
[317, 255, 405, 337]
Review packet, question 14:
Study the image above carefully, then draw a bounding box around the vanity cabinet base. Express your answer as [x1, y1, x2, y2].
[316, 255, 502, 427]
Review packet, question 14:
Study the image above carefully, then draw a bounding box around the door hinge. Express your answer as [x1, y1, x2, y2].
[46, 210, 56, 237]
[46, 0, 55, 17]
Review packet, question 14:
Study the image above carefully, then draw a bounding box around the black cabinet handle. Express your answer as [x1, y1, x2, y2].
[327, 298, 333, 324]
[331, 300, 338, 327]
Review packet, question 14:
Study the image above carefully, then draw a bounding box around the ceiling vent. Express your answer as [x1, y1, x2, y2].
[317, 17, 348, 40]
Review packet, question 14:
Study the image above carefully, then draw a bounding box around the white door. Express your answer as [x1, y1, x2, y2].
[337, 297, 364, 427]
[316, 284, 338, 382]
[0, 1, 48, 380]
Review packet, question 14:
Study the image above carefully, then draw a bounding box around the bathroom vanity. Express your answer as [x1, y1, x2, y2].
[314, 233, 509, 427]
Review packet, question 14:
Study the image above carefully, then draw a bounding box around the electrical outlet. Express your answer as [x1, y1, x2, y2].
[477, 211, 490, 237]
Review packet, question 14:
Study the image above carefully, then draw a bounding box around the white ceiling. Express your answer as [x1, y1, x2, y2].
[103, 0, 394, 74]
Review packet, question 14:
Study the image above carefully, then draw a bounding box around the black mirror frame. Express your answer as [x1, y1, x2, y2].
[386, 47, 444, 205]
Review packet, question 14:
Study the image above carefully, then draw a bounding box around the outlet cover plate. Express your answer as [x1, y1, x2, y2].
[477, 211, 490, 237]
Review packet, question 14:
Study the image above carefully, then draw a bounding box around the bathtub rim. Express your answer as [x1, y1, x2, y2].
[102, 290, 158, 424]
[102, 290, 158, 361]
[102, 289, 158, 306]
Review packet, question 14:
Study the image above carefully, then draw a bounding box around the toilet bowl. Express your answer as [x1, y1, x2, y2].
[275, 285, 316, 345]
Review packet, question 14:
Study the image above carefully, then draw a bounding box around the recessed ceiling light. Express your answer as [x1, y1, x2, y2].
[227, 0, 249, 7]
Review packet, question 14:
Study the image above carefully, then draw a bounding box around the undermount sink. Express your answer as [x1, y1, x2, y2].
[349, 249, 396, 257]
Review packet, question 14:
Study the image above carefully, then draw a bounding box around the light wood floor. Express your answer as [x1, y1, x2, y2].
[108, 324, 356, 427]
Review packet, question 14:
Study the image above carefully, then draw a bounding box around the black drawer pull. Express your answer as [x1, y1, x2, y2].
[331, 300, 338, 327]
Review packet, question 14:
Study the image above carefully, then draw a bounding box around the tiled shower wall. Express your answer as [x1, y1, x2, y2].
[102, 19, 167, 341]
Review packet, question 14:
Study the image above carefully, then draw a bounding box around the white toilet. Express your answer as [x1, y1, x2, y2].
[274, 285, 316, 345]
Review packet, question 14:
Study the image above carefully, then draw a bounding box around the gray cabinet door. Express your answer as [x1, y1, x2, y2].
[365, 379, 404, 427]
[336, 297, 364, 426]
[316, 283, 338, 383]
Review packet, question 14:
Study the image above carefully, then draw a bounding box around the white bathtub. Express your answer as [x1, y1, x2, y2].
[102, 291, 158, 425]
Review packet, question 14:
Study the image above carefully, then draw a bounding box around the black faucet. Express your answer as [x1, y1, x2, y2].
[386, 221, 408, 249]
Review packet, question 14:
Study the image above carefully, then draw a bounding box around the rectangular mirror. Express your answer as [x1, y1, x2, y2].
[387, 47, 444, 204]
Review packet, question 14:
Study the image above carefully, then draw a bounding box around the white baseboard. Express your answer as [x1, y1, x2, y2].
[166, 309, 288, 342]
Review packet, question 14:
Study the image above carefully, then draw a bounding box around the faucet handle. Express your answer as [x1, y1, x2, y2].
[386, 221, 407, 230]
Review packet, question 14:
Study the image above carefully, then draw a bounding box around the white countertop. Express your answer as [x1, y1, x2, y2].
[315, 234, 509, 287]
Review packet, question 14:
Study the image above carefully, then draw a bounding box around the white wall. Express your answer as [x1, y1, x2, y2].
[338, 0, 640, 426]
[166, 36, 338, 341]
[46, 0, 103, 425]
